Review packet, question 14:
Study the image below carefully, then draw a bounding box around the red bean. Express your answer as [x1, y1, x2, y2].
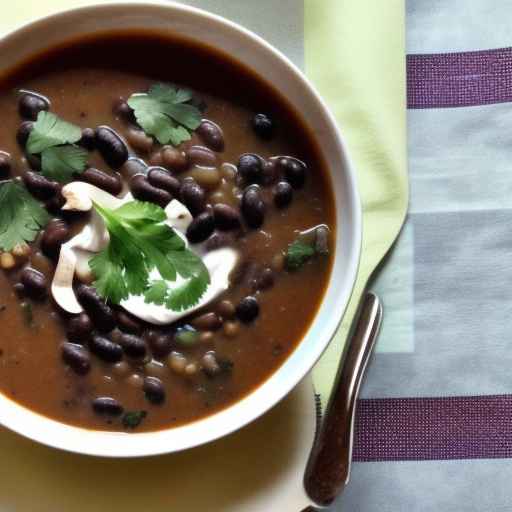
[81, 168, 122, 195]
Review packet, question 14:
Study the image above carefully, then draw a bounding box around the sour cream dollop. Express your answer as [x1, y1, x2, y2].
[51, 182, 238, 325]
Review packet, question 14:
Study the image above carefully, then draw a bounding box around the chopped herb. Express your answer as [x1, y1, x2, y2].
[26, 111, 88, 183]
[285, 240, 316, 271]
[20, 302, 33, 327]
[0, 180, 50, 251]
[128, 84, 202, 146]
[175, 325, 199, 346]
[122, 410, 147, 429]
[89, 200, 210, 311]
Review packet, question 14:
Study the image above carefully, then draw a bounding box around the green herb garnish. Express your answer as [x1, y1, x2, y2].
[26, 111, 88, 182]
[127, 84, 202, 146]
[122, 410, 147, 429]
[0, 180, 50, 251]
[285, 227, 330, 271]
[285, 240, 316, 271]
[89, 200, 210, 312]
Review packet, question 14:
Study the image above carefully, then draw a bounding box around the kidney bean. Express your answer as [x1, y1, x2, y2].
[125, 128, 153, 154]
[23, 171, 59, 200]
[191, 312, 222, 331]
[0, 152, 11, 178]
[41, 219, 70, 259]
[17, 121, 33, 147]
[25, 153, 41, 172]
[187, 166, 221, 190]
[241, 185, 265, 228]
[90, 335, 123, 363]
[273, 181, 293, 208]
[187, 145, 217, 168]
[20, 267, 47, 300]
[76, 284, 116, 333]
[147, 167, 181, 197]
[180, 180, 206, 216]
[130, 174, 172, 207]
[118, 333, 147, 359]
[149, 334, 173, 358]
[186, 211, 215, 244]
[81, 168, 122, 196]
[237, 154, 264, 184]
[278, 157, 306, 189]
[18, 92, 50, 121]
[204, 231, 235, 251]
[116, 311, 142, 334]
[92, 397, 124, 416]
[79, 128, 96, 150]
[113, 98, 136, 124]
[213, 203, 241, 231]
[67, 313, 93, 344]
[161, 146, 189, 172]
[251, 113, 274, 140]
[95, 126, 128, 169]
[44, 192, 66, 216]
[61, 342, 90, 375]
[143, 376, 166, 404]
[122, 157, 148, 179]
[197, 120, 224, 152]
[217, 299, 236, 319]
[236, 296, 260, 323]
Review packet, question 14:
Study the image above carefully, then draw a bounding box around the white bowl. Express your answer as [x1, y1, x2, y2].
[0, 1, 361, 457]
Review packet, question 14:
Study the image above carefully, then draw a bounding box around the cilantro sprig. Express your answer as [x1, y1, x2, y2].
[285, 227, 330, 271]
[128, 84, 202, 146]
[26, 111, 88, 182]
[90, 200, 210, 312]
[0, 180, 50, 251]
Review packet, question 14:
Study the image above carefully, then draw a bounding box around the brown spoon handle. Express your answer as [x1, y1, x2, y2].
[303, 292, 383, 507]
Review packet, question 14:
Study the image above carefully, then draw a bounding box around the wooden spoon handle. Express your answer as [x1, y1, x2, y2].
[304, 293, 383, 507]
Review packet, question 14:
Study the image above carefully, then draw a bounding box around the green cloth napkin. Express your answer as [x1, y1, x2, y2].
[305, 0, 408, 400]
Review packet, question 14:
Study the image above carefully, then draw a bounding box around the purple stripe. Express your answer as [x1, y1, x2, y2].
[407, 47, 512, 108]
[353, 395, 512, 461]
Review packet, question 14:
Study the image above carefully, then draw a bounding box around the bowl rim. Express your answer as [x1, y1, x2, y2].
[0, 0, 362, 457]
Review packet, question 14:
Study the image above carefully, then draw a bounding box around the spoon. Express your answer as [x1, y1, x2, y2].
[302, 292, 383, 509]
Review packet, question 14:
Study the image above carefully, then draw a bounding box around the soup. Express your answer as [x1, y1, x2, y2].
[0, 33, 335, 432]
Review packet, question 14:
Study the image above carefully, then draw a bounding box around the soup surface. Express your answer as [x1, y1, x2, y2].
[0, 33, 335, 432]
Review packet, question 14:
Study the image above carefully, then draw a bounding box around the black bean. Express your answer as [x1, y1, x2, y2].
[67, 313, 93, 344]
[23, 171, 59, 200]
[121, 157, 148, 179]
[197, 120, 224, 152]
[41, 219, 70, 259]
[20, 267, 47, 300]
[204, 231, 236, 251]
[113, 98, 136, 123]
[18, 92, 50, 121]
[237, 153, 264, 184]
[116, 311, 142, 334]
[143, 376, 166, 404]
[187, 145, 217, 168]
[251, 267, 275, 291]
[13, 283, 25, 298]
[186, 211, 215, 244]
[92, 397, 124, 416]
[0, 152, 11, 178]
[147, 167, 181, 197]
[251, 113, 274, 140]
[161, 146, 189, 172]
[278, 157, 306, 189]
[236, 296, 260, 323]
[95, 126, 128, 169]
[79, 128, 96, 150]
[130, 174, 172, 207]
[118, 333, 147, 359]
[191, 312, 222, 331]
[17, 121, 33, 147]
[61, 342, 91, 375]
[44, 192, 66, 216]
[261, 159, 278, 185]
[76, 285, 116, 333]
[241, 185, 265, 229]
[81, 168, 122, 195]
[180, 180, 206, 216]
[149, 334, 173, 358]
[90, 335, 123, 363]
[213, 204, 241, 231]
[273, 181, 293, 208]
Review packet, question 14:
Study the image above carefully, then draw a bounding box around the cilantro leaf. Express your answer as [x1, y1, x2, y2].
[26, 111, 82, 154]
[90, 200, 210, 311]
[40, 145, 88, 182]
[128, 84, 202, 146]
[285, 240, 316, 271]
[122, 410, 147, 429]
[0, 181, 50, 251]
